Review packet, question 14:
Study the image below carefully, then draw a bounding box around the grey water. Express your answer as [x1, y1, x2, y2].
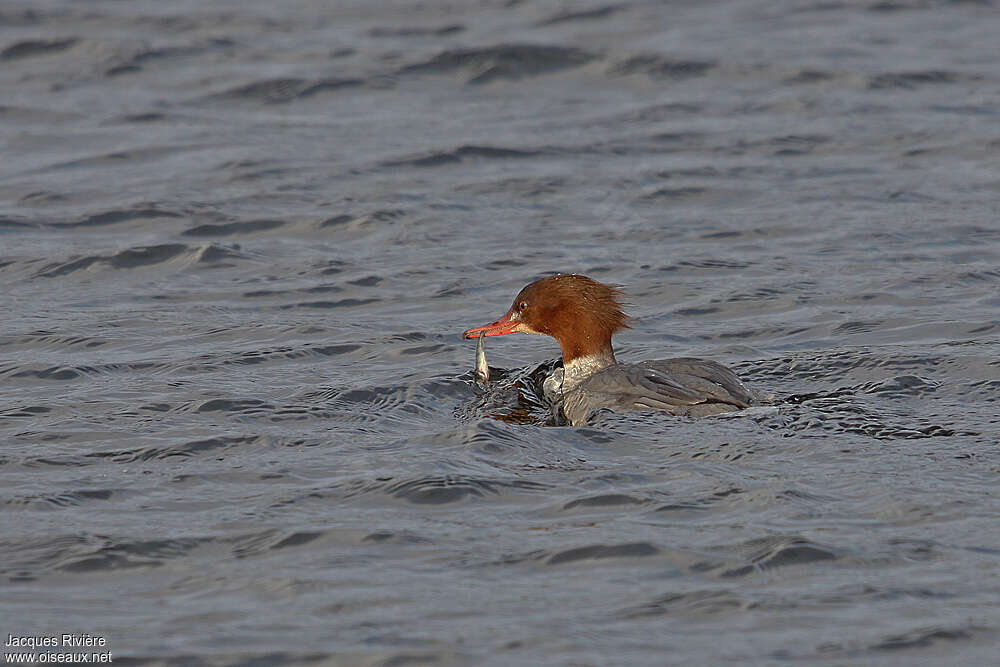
[2, 0, 1000, 664]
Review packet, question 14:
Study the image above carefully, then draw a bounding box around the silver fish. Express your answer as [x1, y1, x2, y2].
[475, 331, 490, 383]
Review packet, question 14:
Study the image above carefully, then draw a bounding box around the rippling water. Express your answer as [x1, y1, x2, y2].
[3, 1, 1000, 664]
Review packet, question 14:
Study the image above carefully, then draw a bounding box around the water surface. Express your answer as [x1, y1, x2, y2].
[2, 1, 1000, 664]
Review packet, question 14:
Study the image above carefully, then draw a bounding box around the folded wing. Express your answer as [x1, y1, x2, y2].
[564, 357, 754, 423]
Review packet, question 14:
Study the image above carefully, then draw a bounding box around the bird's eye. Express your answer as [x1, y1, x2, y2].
[518, 301, 528, 311]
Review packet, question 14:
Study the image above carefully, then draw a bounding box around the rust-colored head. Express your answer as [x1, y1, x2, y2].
[462, 274, 630, 363]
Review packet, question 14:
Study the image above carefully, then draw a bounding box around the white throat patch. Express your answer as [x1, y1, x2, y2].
[560, 351, 616, 393]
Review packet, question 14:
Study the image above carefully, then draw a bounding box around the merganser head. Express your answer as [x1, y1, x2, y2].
[462, 274, 630, 363]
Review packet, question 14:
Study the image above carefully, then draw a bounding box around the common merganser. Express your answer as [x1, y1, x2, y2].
[462, 274, 762, 425]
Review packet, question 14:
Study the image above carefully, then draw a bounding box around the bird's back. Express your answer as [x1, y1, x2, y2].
[561, 357, 759, 425]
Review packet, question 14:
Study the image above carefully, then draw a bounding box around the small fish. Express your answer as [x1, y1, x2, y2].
[475, 331, 490, 383]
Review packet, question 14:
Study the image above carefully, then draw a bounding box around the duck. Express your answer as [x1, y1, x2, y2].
[462, 274, 762, 425]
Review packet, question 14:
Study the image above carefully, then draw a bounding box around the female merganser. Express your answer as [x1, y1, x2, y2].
[462, 274, 762, 425]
